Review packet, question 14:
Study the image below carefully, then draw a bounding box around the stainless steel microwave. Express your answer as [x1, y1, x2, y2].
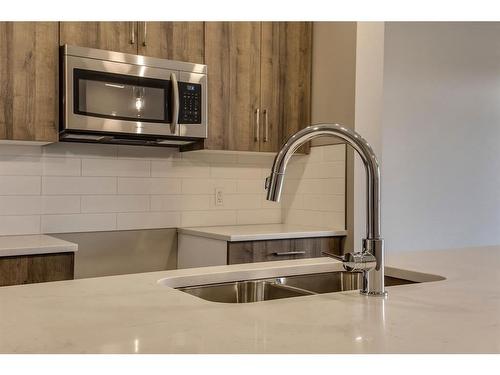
[60, 45, 207, 148]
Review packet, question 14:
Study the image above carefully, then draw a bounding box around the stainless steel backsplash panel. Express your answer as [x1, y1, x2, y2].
[52, 228, 177, 279]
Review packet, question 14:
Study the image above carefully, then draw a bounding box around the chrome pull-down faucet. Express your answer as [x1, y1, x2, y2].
[265, 123, 387, 296]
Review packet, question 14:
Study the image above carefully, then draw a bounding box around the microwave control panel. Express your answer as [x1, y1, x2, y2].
[178, 82, 202, 124]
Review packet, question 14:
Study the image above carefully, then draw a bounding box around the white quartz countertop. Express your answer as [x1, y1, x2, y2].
[0, 245, 498, 353]
[178, 224, 347, 241]
[0, 234, 78, 257]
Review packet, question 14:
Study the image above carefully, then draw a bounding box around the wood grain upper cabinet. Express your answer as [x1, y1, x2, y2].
[259, 22, 281, 152]
[59, 22, 138, 54]
[0, 22, 59, 142]
[278, 22, 313, 152]
[204, 21, 312, 153]
[204, 22, 262, 152]
[137, 22, 204, 64]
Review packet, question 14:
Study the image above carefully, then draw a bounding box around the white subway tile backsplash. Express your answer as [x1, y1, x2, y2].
[0, 215, 40, 235]
[181, 178, 238, 195]
[261, 195, 282, 209]
[42, 157, 81, 176]
[285, 209, 327, 228]
[281, 144, 346, 229]
[322, 211, 345, 228]
[0, 176, 41, 195]
[42, 176, 116, 195]
[0, 145, 42, 156]
[304, 147, 324, 163]
[82, 158, 150, 177]
[117, 211, 181, 230]
[151, 160, 209, 178]
[42, 213, 116, 233]
[81, 195, 149, 213]
[303, 194, 345, 212]
[0, 142, 346, 235]
[0, 156, 41, 175]
[181, 150, 239, 164]
[117, 177, 182, 195]
[236, 179, 265, 194]
[237, 153, 276, 166]
[150, 195, 210, 211]
[237, 209, 282, 225]
[0, 196, 41, 215]
[292, 178, 345, 195]
[323, 145, 346, 161]
[301, 161, 345, 179]
[282, 194, 305, 210]
[181, 210, 238, 227]
[210, 164, 262, 180]
[41, 196, 81, 214]
[210, 193, 261, 210]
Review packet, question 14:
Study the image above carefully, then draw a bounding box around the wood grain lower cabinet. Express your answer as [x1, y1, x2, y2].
[0, 252, 74, 287]
[0, 22, 59, 142]
[177, 234, 345, 269]
[228, 237, 343, 265]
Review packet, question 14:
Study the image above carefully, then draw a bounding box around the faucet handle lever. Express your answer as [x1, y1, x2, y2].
[321, 251, 346, 262]
[322, 251, 377, 272]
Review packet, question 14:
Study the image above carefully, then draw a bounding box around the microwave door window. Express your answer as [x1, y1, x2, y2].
[74, 69, 171, 124]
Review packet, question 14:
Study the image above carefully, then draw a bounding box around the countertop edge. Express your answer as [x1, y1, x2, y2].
[178, 227, 348, 242]
[0, 235, 78, 258]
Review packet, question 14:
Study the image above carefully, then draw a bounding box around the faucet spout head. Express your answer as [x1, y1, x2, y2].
[265, 172, 285, 202]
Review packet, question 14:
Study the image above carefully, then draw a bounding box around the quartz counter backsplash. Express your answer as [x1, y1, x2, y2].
[0, 142, 345, 235]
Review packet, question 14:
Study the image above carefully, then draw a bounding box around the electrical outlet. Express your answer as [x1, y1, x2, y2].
[215, 188, 224, 206]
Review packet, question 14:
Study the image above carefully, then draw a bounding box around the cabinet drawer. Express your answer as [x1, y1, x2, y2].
[227, 237, 344, 265]
[0, 252, 74, 287]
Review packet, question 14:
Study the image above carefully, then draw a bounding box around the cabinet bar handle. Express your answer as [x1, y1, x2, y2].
[263, 109, 269, 142]
[142, 22, 147, 46]
[130, 23, 135, 44]
[254, 108, 260, 142]
[272, 251, 306, 256]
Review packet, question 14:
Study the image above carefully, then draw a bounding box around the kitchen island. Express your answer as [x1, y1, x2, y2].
[0, 245, 498, 353]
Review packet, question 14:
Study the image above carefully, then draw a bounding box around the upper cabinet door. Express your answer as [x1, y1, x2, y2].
[204, 22, 261, 152]
[59, 22, 138, 54]
[0, 22, 59, 142]
[279, 22, 312, 153]
[137, 22, 205, 63]
[204, 22, 230, 150]
[228, 22, 261, 152]
[259, 22, 281, 152]
[204, 21, 312, 153]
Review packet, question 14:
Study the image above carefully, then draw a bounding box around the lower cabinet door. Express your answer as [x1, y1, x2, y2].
[227, 237, 344, 265]
[0, 252, 74, 287]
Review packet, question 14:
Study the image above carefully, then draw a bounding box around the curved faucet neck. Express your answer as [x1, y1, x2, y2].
[266, 123, 381, 240]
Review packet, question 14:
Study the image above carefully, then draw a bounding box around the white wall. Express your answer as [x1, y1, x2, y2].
[382, 22, 500, 251]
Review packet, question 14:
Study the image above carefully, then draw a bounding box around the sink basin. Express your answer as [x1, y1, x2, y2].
[178, 280, 313, 303]
[177, 271, 417, 303]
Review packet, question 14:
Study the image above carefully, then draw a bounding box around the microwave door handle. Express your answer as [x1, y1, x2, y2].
[170, 73, 179, 135]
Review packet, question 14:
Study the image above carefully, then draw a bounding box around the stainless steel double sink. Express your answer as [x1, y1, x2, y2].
[177, 271, 416, 303]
